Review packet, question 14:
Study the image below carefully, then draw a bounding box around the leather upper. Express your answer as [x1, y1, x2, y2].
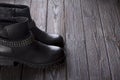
[0, 17, 65, 65]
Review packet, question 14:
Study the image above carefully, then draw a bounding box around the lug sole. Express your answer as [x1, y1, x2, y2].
[0, 56, 18, 66]
[0, 55, 66, 68]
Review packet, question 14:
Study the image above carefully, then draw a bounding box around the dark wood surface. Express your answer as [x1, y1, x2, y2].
[0, 0, 120, 80]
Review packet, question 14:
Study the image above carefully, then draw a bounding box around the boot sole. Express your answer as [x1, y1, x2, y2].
[0, 55, 66, 68]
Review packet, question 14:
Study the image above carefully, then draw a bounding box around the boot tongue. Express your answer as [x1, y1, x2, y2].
[0, 18, 30, 41]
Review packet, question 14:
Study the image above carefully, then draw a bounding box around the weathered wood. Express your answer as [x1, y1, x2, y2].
[65, 0, 89, 80]
[114, 0, 120, 46]
[97, 0, 120, 79]
[30, 0, 47, 31]
[20, 66, 45, 80]
[47, 0, 65, 37]
[81, 0, 112, 80]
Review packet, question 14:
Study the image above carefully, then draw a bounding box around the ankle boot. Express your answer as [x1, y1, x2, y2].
[0, 17, 65, 68]
[0, 3, 64, 47]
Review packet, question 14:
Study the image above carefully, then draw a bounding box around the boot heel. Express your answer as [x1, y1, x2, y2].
[0, 56, 18, 66]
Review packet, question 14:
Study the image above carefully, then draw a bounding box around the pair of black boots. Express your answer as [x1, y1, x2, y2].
[0, 3, 66, 68]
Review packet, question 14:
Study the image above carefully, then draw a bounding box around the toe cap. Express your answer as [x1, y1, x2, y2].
[48, 45, 66, 64]
[49, 34, 64, 47]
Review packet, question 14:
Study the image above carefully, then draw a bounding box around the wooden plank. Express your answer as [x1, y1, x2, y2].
[14, 0, 47, 80]
[81, 0, 112, 80]
[47, 0, 65, 36]
[20, 67, 45, 80]
[97, 0, 120, 79]
[65, 0, 89, 80]
[113, 0, 120, 46]
[45, 0, 67, 80]
[30, 0, 47, 31]
[44, 65, 66, 80]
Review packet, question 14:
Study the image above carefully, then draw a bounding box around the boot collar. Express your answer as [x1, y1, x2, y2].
[0, 3, 31, 20]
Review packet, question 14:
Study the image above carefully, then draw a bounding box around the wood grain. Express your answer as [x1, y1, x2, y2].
[97, 0, 120, 79]
[20, 67, 45, 80]
[113, 0, 120, 46]
[81, 0, 111, 80]
[65, 0, 89, 80]
[47, 0, 65, 37]
[30, 0, 47, 31]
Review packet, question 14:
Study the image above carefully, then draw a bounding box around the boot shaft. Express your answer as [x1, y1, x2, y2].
[0, 17, 30, 41]
[0, 3, 31, 21]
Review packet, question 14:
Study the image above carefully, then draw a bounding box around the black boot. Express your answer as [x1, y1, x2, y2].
[0, 17, 65, 68]
[0, 3, 64, 47]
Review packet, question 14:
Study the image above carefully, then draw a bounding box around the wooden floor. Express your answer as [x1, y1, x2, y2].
[0, 0, 120, 80]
